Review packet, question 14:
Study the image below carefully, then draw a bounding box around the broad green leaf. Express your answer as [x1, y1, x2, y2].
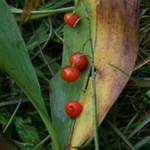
[15, 117, 41, 150]
[50, 1, 92, 149]
[0, 0, 48, 117]
[0, 2, 59, 149]
[51, 0, 139, 149]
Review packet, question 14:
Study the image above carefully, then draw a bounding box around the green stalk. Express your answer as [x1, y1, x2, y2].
[32, 99, 60, 150]
[91, 59, 100, 150]
[32, 135, 50, 150]
[10, 6, 74, 21]
[82, 1, 100, 149]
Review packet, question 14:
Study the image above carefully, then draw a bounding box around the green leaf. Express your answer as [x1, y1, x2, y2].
[0, 108, 10, 126]
[15, 117, 41, 150]
[0, 0, 47, 115]
[0, 2, 60, 150]
[50, 1, 92, 149]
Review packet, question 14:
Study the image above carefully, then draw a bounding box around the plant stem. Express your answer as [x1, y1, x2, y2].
[90, 34, 100, 150]
[82, 1, 100, 149]
[36, 106, 60, 150]
[91, 59, 100, 150]
[10, 6, 74, 21]
[32, 135, 50, 150]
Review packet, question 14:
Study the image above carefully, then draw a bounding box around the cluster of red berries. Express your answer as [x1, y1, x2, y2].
[61, 52, 88, 82]
[61, 52, 88, 117]
[62, 12, 86, 117]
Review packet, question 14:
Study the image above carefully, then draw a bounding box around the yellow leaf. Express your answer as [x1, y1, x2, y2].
[71, 0, 139, 149]
[20, 0, 44, 25]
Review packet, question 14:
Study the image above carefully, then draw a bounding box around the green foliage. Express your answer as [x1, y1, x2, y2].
[0, 0, 47, 114]
[0, 0, 149, 149]
[14, 117, 41, 150]
[0, 108, 10, 126]
[0, 0, 59, 149]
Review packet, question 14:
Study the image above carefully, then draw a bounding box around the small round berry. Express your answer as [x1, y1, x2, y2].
[65, 100, 82, 117]
[69, 52, 88, 69]
[61, 65, 80, 82]
[64, 12, 79, 27]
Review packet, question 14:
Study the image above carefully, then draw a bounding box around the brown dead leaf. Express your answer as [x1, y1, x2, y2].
[70, 0, 139, 149]
[0, 133, 19, 150]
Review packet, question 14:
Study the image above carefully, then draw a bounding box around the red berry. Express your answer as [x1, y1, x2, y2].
[64, 12, 79, 27]
[65, 100, 82, 117]
[61, 65, 80, 82]
[69, 52, 88, 70]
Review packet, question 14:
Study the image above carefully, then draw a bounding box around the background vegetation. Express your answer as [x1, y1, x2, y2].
[0, 0, 149, 149]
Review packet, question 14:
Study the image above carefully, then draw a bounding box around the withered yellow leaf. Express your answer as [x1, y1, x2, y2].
[70, 0, 139, 149]
[20, 0, 44, 25]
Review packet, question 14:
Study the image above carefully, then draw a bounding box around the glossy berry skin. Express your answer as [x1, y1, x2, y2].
[61, 65, 80, 82]
[69, 52, 88, 70]
[64, 12, 79, 27]
[65, 100, 82, 117]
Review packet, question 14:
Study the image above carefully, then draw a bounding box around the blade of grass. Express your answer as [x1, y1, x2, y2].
[134, 135, 150, 149]
[108, 64, 139, 85]
[32, 135, 50, 150]
[0, 99, 28, 107]
[3, 98, 22, 133]
[106, 119, 136, 150]
[124, 112, 139, 133]
[128, 116, 150, 139]
[40, 0, 73, 10]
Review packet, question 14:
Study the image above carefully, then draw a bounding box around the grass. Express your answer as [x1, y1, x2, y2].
[0, 0, 150, 150]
